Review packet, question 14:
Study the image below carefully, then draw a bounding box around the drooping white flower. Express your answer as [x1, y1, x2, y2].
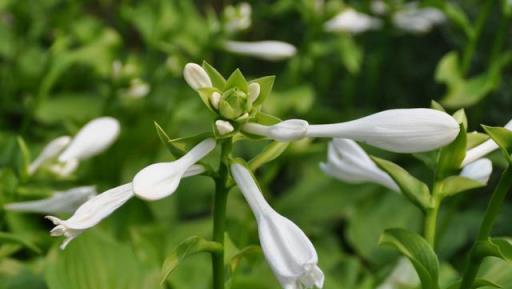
[461, 119, 512, 166]
[28, 136, 72, 175]
[46, 183, 134, 249]
[231, 163, 324, 289]
[460, 158, 493, 185]
[215, 120, 235, 135]
[376, 258, 419, 289]
[243, 109, 459, 153]
[223, 40, 297, 61]
[58, 117, 121, 163]
[324, 8, 382, 34]
[223, 2, 252, 32]
[133, 138, 216, 201]
[5, 186, 97, 214]
[320, 139, 399, 192]
[393, 3, 445, 34]
[183, 63, 212, 90]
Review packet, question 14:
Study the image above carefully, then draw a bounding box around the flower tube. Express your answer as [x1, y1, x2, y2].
[324, 9, 382, 34]
[28, 136, 72, 175]
[231, 163, 324, 289]
[5, 186, 96, 214]
[133, 138, 216, 201]
[460, 158, 493, 185]
[462, 120, 512, 166]
[223, 40, 297, 61]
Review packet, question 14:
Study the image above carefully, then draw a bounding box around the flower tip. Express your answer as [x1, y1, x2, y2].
[248, 82, 261, 103]
[215, 120, 235, 135]
[183, 63, 212, 90]
[269, 119, 309, 141]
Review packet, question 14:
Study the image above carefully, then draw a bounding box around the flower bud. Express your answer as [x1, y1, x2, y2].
[215, 120, 235, 135]
[218, 88, 251, 120]
[183, 63, 212, 90]
[248, 82, 260, 103]
[223, 40, 297, 61]
[460, 158, 493, 184]
[210, 92, 221, 109]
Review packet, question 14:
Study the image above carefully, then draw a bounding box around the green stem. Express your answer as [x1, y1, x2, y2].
[424, 206, 439, 248]
[461, 0, 496, 75]
[211, 140, 232, 289]
[459, 166, 512, 289]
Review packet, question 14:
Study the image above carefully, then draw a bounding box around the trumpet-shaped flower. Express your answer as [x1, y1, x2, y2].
[324, 9, 382, 34]
[320, 139, 399, 192]
[28, 136, 72, 175]
[223, 40, 297, 61]
[5, 186, 97, 214]
[59, 117, 120, 162]
[462, 119, 512, 166]
[183, 63, 212, 90]
[231, 163, 324, 289]
[460, 158, 493, 185]
[393, 3, 445, 34]
[133, 138, 216, 200]
[243, 109, 459, 153]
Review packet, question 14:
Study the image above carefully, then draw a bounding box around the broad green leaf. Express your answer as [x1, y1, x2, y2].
[160, 236, 222, 285]
[249, 142, 289, 171]
[225, 69, 248, 92]
[475, 238, 512, 262]
[438, 176, 485, 197]
[436, 124, 466, 180]
[202, 61, 226, 90]
[482, 126, 512, 162]
[0, 232, 40, 254]
[372, 157, 432, 211]
[251, 75, 275, 106]
[379, 229, 439, 289]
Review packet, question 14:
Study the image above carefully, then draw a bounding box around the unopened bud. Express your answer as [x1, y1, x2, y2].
[183, 63, 212, 90]
[248, 82, 260, 103]
[211, 92, 221, 109]
[216, 120, 235, 135]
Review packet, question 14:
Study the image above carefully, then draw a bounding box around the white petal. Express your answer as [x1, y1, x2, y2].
[223, 40, 297, 61]
[307, 109, 460, 153]
[48, 159, 79, 177]
[28, 136, 72, 175]
[376, 258, 419, 289]
[5, 186, 96, 214]
[183, 164, 207, 177]
[393, 4, 445, 34]
[324, 9, 382, 34]
[460, 158, 493, 184]
[133, 138, 216, 200]
[248, 82, 261, 103]
[59, 117, 120, 162]
[242, 119, 309, 142]
[183, 63, 212, 90]
[462, 119, 512, 166]
[46, 183, 134, 249]
[215, 120, 235, 135]
[210, 92, 221, 109]
[231, 163, 274, 218]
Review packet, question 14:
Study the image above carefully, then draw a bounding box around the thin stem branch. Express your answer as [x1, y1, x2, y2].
[424, 206, 439, 247]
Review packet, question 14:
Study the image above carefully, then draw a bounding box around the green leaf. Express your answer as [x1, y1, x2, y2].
[438, 176, 485, 197]
[169, 132, 214, 158]
[430, 100, 446, 112]
[224, 69, 248, 92]
[154, 121, 176, 160]
[202, 61, 226, 90]
[251, 75, 275, 106]
[16, 137, 30, 179]
[0, 232, 40, 254]
[379, 229, 439, 289]
[372, 157, 432, 211]
[452, 109, 468, 129]
[482, 126, 512, 162]
[467, 132, 489, 149]
[249, 142, 289, 171]
[160, 236, 222, 285]
[445, 278, 502, 289]
[436, 124, 466, 180]
[253, 111, 281, 125]
[475, 238, 512, 262]
[197, 87, 222, 112]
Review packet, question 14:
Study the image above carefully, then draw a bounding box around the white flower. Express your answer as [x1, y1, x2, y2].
[223, 40, 297, 61]
[320, 139, 399, 192]
[59, 117, 121, 163]
[215, 120, 235, 135]
[371, 0, 388, 15]
[28, 136, 72, 175]
[210, 92, 221, 109]
[133, 138, 216, 201]
[324, 8, 382, 34]
[460, 158, 493, 184]
[48, 158, 80, 177]
[231, 163, 324, 289]
[224, 2, 252, 32]
[248, 82, 260, 103]
[46, 183, 134, 249]
[376, 258, 419, 289]
[243, 109, 459, 153]
[183, 63, 212, 90]
[4, 186, 97, 214]
[123, 78, 150, 99]
[393, 3, 445, 34]
[461, 119, 512, 166]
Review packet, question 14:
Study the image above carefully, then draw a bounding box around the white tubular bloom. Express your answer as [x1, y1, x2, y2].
[460, 158, 493, 185]
[133, 138, 216, 201]
[58, 117, 120, 163]
[243, 119, 309, 142]
[46, 183, 134, 249]
[5, 186, 96, 214]
[183, 63, 212, 90]
[320, 139, 399, 192]
[215, 120, 235, 135]
[462, 120, 512, 166]
[393, 3, 445, 34]
[28, 136, 72, 175]
[223, 40, 297, 61]
[231, 163, 324, 289]
[376, 258, 419, 289]
[324, 9, 382, 34]
[306, 109, 459, 153]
